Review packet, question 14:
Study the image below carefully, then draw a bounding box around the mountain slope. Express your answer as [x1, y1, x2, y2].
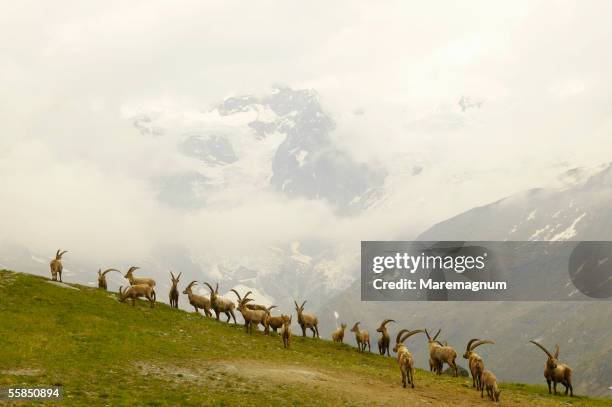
[319, 164, 612, 398]
[1, 270, 609, 406]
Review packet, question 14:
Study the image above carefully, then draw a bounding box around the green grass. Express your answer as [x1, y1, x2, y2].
[0, 270, 610, 406]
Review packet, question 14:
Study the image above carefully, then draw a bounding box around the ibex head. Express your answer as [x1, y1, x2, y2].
[393, 329, 424, 353]
[530, 340, 560, 370]
[183, 280, 198, 295]
[463, 338, 495, 359]
[340, 323, 347, 331]
[294, 300, 306, 315]
[204, 282, 219, 301]
[350, 322, 361, 333]
[117, 286, 127, 302]
[425, 328, 442, 346]
[376, 319, 395, 333]
[124, 266, 139, 279]
[230, 289, 248, 308]
[170, 271, 182, 285]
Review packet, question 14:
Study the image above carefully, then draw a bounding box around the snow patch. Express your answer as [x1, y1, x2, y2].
[550, 213, 586, 241]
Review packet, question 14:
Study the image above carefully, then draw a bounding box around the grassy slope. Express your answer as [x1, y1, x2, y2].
[0, 270, 610, 407]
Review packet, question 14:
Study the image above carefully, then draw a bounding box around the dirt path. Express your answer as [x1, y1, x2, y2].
[135, 359, 565, 406]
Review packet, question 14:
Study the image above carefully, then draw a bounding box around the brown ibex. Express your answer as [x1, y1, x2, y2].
[350, 322, 371, 352]
[332, 323, 347, 343]
[231, 289, 272, 333]
[204, 282, 237, 323]
[376, 319, 395, 356]
[393, 329, 424, 388]
[118, 284, 156, 308]
[280, 315, 292, 349]
[50, 249, 67, 282]
[124, 266, 156, 287]
[294, 300, 319, 338]
[266, 313, 291, 333]
[481, 369, 501, 402]
[182, 281, 212, 316]
[463, 338, 495, 390]
[169, 271, 181, 308]
[529, 340, 573, 396]
[97, 268, 119, 290]
[425, 329, 458, 377]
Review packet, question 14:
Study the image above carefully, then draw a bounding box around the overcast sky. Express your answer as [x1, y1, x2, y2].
[1, 1, 612, 270]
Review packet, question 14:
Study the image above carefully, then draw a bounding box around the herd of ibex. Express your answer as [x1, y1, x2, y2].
[49, 249, 575, 402]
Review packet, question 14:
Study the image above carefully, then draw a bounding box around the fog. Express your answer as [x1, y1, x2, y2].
[1, 1, 612, 283]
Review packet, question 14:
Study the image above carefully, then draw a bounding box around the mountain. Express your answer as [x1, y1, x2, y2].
[318, 163, 612, 397]
[133, 86, 386, 214]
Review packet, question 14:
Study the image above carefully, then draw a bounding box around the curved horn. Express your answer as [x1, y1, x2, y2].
[400, 329, 425, 343]
[395, 329, 410, 344]
[215, 283, 219, 293]
[425, 329, 431, 340]
[102, 268, 120, 276]
[381, 319, 396, 328]
[471, 339, 495, 351]
[186, 280, 198, 290]
[300, 300, 307, 308]
[530, 340, 554, 359]
[554, 344, 560, 358]
[466, 338, 479, 352]
[294, 300, 299, 308]
[177, 272, 182, 280]
[432, 329, 441, 340]
[267, 305, 277, 311]
[229, 289, 242, 302]
[203, 282, 215, 293]
[243, 291, 253, 299]
[58, 250, 68, 258]
[118, 285, 124, 297]
[55, 249, 61, 258]
[127, 266, 140, 273]
[170, 271, 175, 280]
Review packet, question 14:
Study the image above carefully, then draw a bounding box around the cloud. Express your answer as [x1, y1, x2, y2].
[1, 0, 612, 279]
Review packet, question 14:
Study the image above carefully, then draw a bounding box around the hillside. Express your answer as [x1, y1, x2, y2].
[320, 164, 612, 398]
[0, 270, 610, 406]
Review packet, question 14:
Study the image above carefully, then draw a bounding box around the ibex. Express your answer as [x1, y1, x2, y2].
[266, 313, 291, 333]
[182, 281, 212, 316]
[463, 338, 495, 390]
[97, 268, 119, 290]
[393, 329, 424, 388]
[376, 319, 395, 356]
[231, 289, 272, 333]
[124, 266, 156, 287]
[204, 282, 237, 323]
[481, 369, 501, 402]
[350, 322, 371, 352]
[280, 315, 292, 349]
[425, 329, 458, 377]
[50, 249, 67, 282]
[118, 284, 156, 308]
[332, 323, 347, 343]
[169, 271, 181, 308]
[294, 300, 319, 338]
[529, 340, 573, 396]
